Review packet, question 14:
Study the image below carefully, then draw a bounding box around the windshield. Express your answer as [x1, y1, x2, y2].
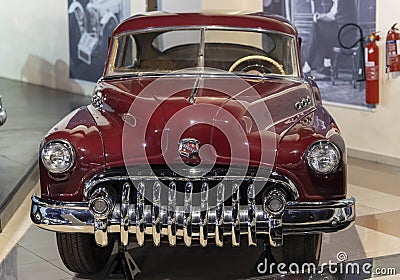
[107, 27, 299, 78]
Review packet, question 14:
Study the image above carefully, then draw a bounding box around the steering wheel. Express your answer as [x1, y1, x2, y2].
[228, 55, 286, 75]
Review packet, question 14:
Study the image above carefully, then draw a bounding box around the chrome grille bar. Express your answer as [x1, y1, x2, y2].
[183, 182, 193, 247]
[136, 181, 145, 246]
[167, 181, 177, 246]
[215, 183, 225, 247]
[152, 181, 161, 246]
[247, 184, 257, 246]
[199, 182, 209, 247]
[231, 183, 240, 247]
[120, 182, 130, 246]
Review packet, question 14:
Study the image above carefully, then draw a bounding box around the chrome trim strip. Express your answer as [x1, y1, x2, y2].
[199, 182, 209, 247]
[215, 183, 225, 247]
[231, 183, 240, 247]
[152, 181, 161, 246]
[136, 182, 145, 246]
[183, 182, 193, 247]
[120, 182, 130, 246]
[31, 198, 89, 210]
[247, 184, 257, 246]
[286, 199, 354, 208]
[167, 182, 177, 246]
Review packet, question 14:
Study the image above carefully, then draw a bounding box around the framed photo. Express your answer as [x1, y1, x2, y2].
[264, 0, 376, 108]
[68, 0, 131, 82]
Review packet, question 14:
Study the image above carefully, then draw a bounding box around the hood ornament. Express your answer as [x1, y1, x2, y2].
[178, 138, 200, 159]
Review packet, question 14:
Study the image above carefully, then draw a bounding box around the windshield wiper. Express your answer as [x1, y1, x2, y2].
[189, 29, 206, 104]
[188, 74, 202, 104]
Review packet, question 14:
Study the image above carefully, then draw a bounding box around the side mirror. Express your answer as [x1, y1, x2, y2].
[0, 95, 7, 126]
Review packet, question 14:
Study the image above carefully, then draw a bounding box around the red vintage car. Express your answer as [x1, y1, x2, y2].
[31, 12, 355, 275]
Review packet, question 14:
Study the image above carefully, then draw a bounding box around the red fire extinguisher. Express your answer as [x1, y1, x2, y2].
[386, 23, 400, 73]
[365, 32, 380, 104]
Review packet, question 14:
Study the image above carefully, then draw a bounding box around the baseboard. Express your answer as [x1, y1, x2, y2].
[348, 148, 400, 168]
[0, 162, 38, 232]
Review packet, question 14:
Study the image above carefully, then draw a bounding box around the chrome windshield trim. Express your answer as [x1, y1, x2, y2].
[106, 25, 300, 79]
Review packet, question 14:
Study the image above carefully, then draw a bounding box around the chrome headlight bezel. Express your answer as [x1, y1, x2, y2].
[306, 140, 341, 175]
[41, 139, 76, 174]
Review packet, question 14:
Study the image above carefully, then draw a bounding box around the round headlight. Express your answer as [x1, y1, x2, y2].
[306, 141, 341, 174]
[41, 140, 75, 174]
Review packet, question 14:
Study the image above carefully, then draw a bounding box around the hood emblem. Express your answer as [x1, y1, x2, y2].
[178, 138, 200, 159]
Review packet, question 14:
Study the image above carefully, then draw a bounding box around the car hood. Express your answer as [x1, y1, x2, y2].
[89, 75, 315, 169]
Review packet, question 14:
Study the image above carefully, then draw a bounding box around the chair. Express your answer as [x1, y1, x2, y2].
[331, 46, 359, 88]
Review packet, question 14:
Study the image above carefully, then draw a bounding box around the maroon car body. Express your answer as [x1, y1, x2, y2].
[31, 13, 355, 275]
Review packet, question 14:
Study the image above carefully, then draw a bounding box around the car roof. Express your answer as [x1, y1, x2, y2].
[113, 12, 297, 36]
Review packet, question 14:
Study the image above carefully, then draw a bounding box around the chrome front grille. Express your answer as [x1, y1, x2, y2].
[31, 168, 356, 249]
[84, 169, 300, 248]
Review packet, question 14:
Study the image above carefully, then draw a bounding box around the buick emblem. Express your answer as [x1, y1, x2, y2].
[178, 138, 200, 158]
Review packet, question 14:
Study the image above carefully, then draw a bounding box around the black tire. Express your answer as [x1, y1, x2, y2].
[271, 234, 322, 265]
[56, 232, 114, 274]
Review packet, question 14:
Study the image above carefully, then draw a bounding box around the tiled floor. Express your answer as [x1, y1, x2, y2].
[0, 158, 399, 279]
[0, 77, 90, 226]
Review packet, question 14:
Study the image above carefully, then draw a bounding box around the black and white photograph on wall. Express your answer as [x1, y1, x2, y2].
[264, 0, 376, 108]
[68, 0, 131, 82]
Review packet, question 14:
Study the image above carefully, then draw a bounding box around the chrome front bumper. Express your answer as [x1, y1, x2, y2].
[31, 194, 355, 248]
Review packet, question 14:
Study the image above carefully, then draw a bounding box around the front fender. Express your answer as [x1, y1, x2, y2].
[276, 105, 346, 201]
[305, 76, 322, 105]
[40, 106, 105, 202]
